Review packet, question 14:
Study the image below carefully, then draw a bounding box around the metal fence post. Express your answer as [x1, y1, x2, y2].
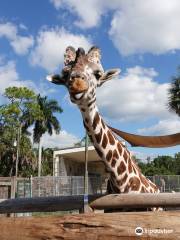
[30, 175, 33, 198]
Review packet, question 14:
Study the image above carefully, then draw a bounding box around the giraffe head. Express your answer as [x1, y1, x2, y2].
[47, 46, 120, 107]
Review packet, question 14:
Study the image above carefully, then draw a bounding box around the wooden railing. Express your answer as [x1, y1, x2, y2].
[0, 193, 180, 214]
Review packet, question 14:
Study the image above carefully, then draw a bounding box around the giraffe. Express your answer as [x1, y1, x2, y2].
[47, 46, 160, 198]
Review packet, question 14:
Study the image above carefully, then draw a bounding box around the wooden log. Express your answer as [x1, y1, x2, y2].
[0, 194, 102, 214]
[90, 193, 180, 210]
[0, 211, 179, 240]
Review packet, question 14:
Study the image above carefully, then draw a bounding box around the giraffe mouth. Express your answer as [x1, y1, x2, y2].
[73, 92, 85, 100]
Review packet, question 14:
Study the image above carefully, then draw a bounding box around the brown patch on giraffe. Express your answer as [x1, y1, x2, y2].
[110, 171, 116, 179]
[81, 108, 86, 112]
[101, 119, 106, 129]
[123, 150, 129, 163]
[102, 133, 108, 149]
[150, 188, 153, 193]
[107, 130, 115, 145]
[95, 128, 102, 144]
[129, 177, 141, 191]
[117, 161, 126, 175]
[106, 150, 112, 162]
[95, 146, 103, 158]
[113, 149, 119, 159]
[117, 142, 123, 155]
[88, 98, 96, 107]
[132, 165, 137, 174]
[128, 160, 133, 173]
[139, 174, 150, 188]
[132, 158, 141, 173]
[92, 112, 100, 130]
[117, 173, 128, 185]
[85, 118, 89, 124]
[141, 186, 148, 193]
[111, 159, 116, 168]
[123, 183, 130, 193]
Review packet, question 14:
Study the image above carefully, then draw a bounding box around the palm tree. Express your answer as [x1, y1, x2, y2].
[33, 95, 63, 177]
[168, 68, 180, 117]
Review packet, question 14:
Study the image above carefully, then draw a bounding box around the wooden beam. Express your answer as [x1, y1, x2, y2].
[0, 194, 103, 214]
[90, 193, 180, 210]
[0, 212, 179, 240]
[0, 182, 11, 186]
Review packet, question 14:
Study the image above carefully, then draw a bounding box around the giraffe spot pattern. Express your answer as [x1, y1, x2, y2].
[88, 98, 96, 107]
[132, 165, 137, 174]
[95, 146, 103, 158]
[117, 142, 123, 155]
[95, 128, 102, 144]
[128, 159, 133, 173]
[123, 150, 129, 163]
[92, 112, 100, 130]
[101, 119, 105, 129]
[102, 133, 108, 149]
[106, 150, 112, 162]
[111, 159, 116, 168]
[107, 130, 115, 145]
[81, 108, 86, 112]
[141, 186, 147, 193]
[113, 149, 119, 159]
[129, 177, 141, 191]
[139, 174, 149, 188]
[85, 118, 89, 124]
[117, 173, 128, 185]
[117, 161, 126, 175]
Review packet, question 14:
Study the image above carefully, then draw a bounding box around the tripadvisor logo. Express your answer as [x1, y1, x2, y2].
[135, 227, 143, 236]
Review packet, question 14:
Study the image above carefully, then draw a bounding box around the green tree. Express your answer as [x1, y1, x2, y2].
[32, 95, 62, 176]
[168, 67, 180, 116]
[41, 148, 53, 176]
[0, 87, 40, 176]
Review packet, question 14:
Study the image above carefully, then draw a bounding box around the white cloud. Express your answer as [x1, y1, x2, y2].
[0, 21, 34, 55]
[30, 27, 92, 72]
[0, 60, 36, 101]
[10, 35, 34, 55]
[41, 130, 80, 148]
[50, 0, 180, 54]
[138, 118, 180, 135]
[50, 0, 62, 9]
[109, 0, 180, 55]
[97, 66, 173, 122]
[50, 0, 104, 28]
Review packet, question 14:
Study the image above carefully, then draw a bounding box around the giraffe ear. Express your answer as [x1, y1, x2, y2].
[64, 46, 76, 66]
[98, 68, 121, 86]
[87, 46, 101, 65]
[46, 74, 66, 85]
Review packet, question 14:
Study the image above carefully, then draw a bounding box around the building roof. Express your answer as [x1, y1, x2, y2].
[53, 146, 101, 163]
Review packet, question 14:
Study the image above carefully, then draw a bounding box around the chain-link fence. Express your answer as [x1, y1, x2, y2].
[147, 175, 180, 192]
[30, 176, 103, 197]
[1, 175, 180, 199]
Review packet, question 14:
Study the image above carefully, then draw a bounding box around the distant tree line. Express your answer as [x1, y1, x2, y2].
[136, 153, 180, 176]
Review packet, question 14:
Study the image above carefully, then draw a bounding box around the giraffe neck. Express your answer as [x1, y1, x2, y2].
[79, 102, 159, 194]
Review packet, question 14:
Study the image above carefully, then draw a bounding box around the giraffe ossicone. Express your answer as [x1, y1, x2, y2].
[47, 46, 160, 197]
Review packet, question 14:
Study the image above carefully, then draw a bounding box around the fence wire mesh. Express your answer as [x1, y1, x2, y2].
[0, 175, 180, 199]
[31, 176, 103, 197]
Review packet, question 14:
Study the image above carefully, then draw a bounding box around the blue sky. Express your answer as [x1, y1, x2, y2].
[0, 0, 179, 160]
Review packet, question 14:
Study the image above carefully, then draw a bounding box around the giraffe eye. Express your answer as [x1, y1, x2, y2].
[94, 70, 102, 79]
